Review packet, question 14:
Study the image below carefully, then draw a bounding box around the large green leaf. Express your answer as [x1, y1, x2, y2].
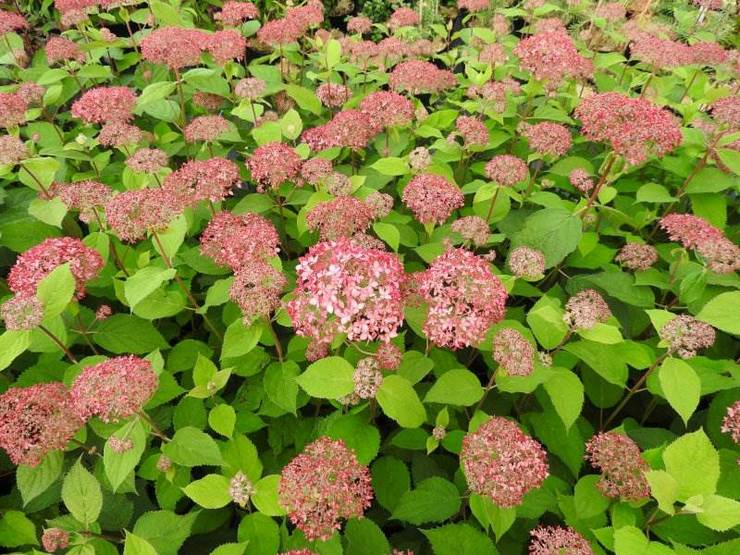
[376, 375, 426, 428]
[421, 523, 497, 555]
[697, 291, 740, 336]
[17, 450, 63, 506]
[295, 356, 354, 399]
[662, 429, 719, 501]
[94, 315, 169, 354]
[61, 459, 103, 527]
[659, 357, 701, 425]
[392, 477, 461, 525]
[425, 368, 484, 406]
[104, 419, 147, 493]
[509, 208, 582, 268]
[162, 427, 223, 467]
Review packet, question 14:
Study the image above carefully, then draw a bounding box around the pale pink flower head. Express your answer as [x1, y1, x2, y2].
[200, 211, 280, 270]
[389, 61, 457, 95]
[164, 157, 240, 204]
[256, 18, 303, 46]
[71, 87, 136, 124]
[585, 432, 650, 500]
[659, 314, 715, 359]
[229, 471, 255, 507]
[0, 135, 29, 165]
[247, 142, 303, 192]
[105, 188, 183, 243]
[347, 16, 372, 35]
[376, 342, 402, 370]
[568, 168, 593, 193]
[17, 82, 45, 106]
[564, 289, 611, 330]
[575, 93, 682, 166]
[1, 295, 43, 331]
[615, 243, 658, 271]
[279, 437, 373, 541]
[98, 122, 142, 146]
[493, 328, 535, 377]
[234, 77, 266, 100]
[630, 35, 693, 70]
[696, 237, 740, 275]
[711, 96, 740, 131]
[388, 7, 419, 30]
[0, 92, 27, 128]
[300, 158, 333, 186]
[50, 180, 112, 223]
[286, 0, 324, 29]
[183, 115, 231, 143]
[0, 383, 83, 467]
[595, 1, 626, 22]
[230, 261, 286, 324]
[156, 454, 172, 472]
[659, 214, 723, 249]
[721, 401, 740, 444]
[456, 116, 489, 148]
[461, 416, 549, 507]
[126, 148, 169, 173]
[451, 216, 489, 247]
[690, 41, 728, 66]
[205, 29, 246, 64]
[416, 248, 508, 349]
[42, 528, 70, 553]
[459, 0, 491, 13]
[193, 91, 224, 110]
[302, 110, 375, 151]
[503, 247, 544, 281]
[307, 197, 375, 241]
[520, 122, 571, 158]
[70, 355, 158, 422]
[316, 82, 351, 108]
[0, 10, 28, 34]
[402, 174, 464, 226]
[108, 437, 133, 453]
[514, 31, 592, 86]
[485, 154, 528, 186]
[409, 147, 432, 172]
[479, 43, 507, 65]
[529, 526, 593, 555]
[141, 27, 207, 69]
[533, 17, 567, 35]
[8, 237, 104, 299]
[491, 14, 510, 35]
[214, 1, 259, 27]
[287, 238, 406, 344]
[359, 91, 414, 134]
[45, 36, 85, 64]
[365, 191, 394, 220]
[353, 358, 383, 399]
[95, 304, 112, 320]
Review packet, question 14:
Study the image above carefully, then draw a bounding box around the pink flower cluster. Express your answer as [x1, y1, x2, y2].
[520, 122, 572, 158]
[302, 109, 375, 151]
[630, 35, 693, 70]
[575, 92, 682, 165]
[402, 174, 464, 225]
[105, 188, 183, 243]
[229, 260, 286, 325]
[493, 328, 535, 377]
[0, 10, 28, 34]
[126, 148, 169, 173]
[456, 116, 489, 148]
[388, 7, 419, 30]
[287, 238, 406, 346]
[214, 1, 259, 27]
[721, 401, 740, 444]
[585, 432, 650, 500]
[8, 237, 103, 299]
[183, 115, 230, 143]
[141, 27, 208, 69]
[359, 91, 415, 134]
[316, 82, 351, 108]
[569, 169, 594, 193]
[659, 214, 739, 274]
[0, 91, 28, 128]
[416, 248, 507, 349]
[256, 0, 323, 46]
[529, 526, 593, 555]
[98, 122, 142, 146]
[615, 243, 658, 271]
[461, 416, 549, 507]
[278, 437, 373, 541]
[389, 61, 457, 95]
[659, 315, 715, 359]
[0, 295, 44, 331]
[45, 36, 85, 64]
[247, 142, 303, 192]
[164, 157, 240, 204]
[485, 154, 528, 186]
[51, 180, 112, 223]
[513, 31, 592, 86]
[508, 246, 546, 279]
[451, 216, 490, 247]
[0, 135, 28, 164]
[200, 211, 280, 270]
[347, 16, 372, 35]
[71, 87, 137, 124]
[564, 289, 612, 330]
[307, 197, 375, 241]
[42, 528, 70, 553]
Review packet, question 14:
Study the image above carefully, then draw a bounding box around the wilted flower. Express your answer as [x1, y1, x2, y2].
[51, 180, 112, 223]
[416, 248, 507, 349]
[71, 87, 137, 124]
[105, 188, 183, 243]
[307, 197, 375, 240]
[316, 82, 351, 108]
[229, 471, 255, 507]
[183, 115, 231, 142]
[564, 289, 611, 330]
[451, 216, 489, 247]
[409, 147, 432, 171]
[1, 295, 43, 331]
[659, 315, 715, 359]
[364, 191, 394, 220]
[389, 61, 456, 95]
[492, 328, 535, 376]
[585, 432, 650, 500]
[508, 246, 546, 279]
[529, 526, 593, 555]
[229, 261, 286, 324]
[0, 135, 28, 165]
[41, 528, 70, 553]
[721, 401, 740, 444]
[126, 148, 169, 173]
[520, 122, 572, 158]
[70, 355, 158, 422]
[0, 383, 83, 466]
[200, 211, 280, 270]
[247, 142, 303, 192]
[353, 358, 383, 399]
[615, 243, 658, 271]
[402, 174, 464, 226]
[164, 157, 240, 204]
[461, 416, 549, 507]
[279, 437, 373, 541]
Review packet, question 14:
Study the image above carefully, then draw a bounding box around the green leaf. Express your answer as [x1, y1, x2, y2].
[324, 413, 380, 465]
[62, 458, 103, 527]
[132, 511, 197, 555]
[0, 330, 31, 371]
[17, 450, 63, 506]
[371, 456, 410, 512]
[94, 314, 168, 354]
[526, 297, 568, 349]
[425, 368, 484, 406]
[36, 263, 75, 319]
[421, 523, 497, 555]
[237, 513, 279, 555]
[295, 356, 354, 399]
[636, 183, 676, 203]
[163, 427, 223, 467]
[695, 494, 740, 531]
[209, 404, 236, 438]
[210, 543, 249, 555]
[543, 368, 584, 430]
[685, 167, 738, 194]
[697, 292, 740, 335]
[182, 474, 231, 509]
[124, 267, 176, 309]
[326, 38, 342, 68]
[663, 429, 719, 501]
[645, 470, 678, 515]
[509, 208, 582, 268]
[0, 511, 37, 548]
[222, 434, 263, 482]
[564, 340, 628, 387]
[373, 222, 400, 251]
[221, 320, 261, 360]
[251, 475, 286, 516]
[469, 494, 515, 542]
[345, 518, 391, 555]
[377, 375, 426, 428]
[135, 81, 176, 110]
[104, 419, 147, 493]
[153, 215, 187, 261]
[285, 84, 322, 116]
[659, 358, 701, 425]
[392, 477, 461, 525]
[123, 532, 158, 555]
[28, 196, 67, 228]
[280, 109, 302, 141]
[577, 322, 624, 344]
[19, 158, 60, 191]
[574, 475, 611, 519]
[263, 361, 300, 415]
[150, 0, 184, 26]
[371, 157, 410, 176]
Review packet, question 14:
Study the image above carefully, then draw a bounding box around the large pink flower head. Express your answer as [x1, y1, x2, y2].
[659, 214, 724, 249]
[513, 31, 592, 86]
[306, 197, 375, 241]
[51, 180, 113, 223]
[416, 248, 508, 349]
[0, 92, 28, 128]
[45, 36, 85, 64]
[1, 295, 44, 331]
[696, 237, 740, 275]
[347, 16, 372, 35]
[247, 142, 303, 192]
[183, 115, 231, 143]
[359, 91, 414, 134]
[0, 10, 28, 34]
[402, 174, 464, 225]
[287, 238, 406, 345]
[286, 0, 324, 28]
[70, 355, 158, 422]
[529, 526, 593, 555]
[456, 116, 489, 148]
[690, 41, 728, 66]
[200, 211, 280, 270]
[8, 237, 103, 299]
[575, 93, 682, 166]
[389, 61, 457, 95]
[141, 27, 208, 69]
[630, 35, 693, 69]
[493, 328, 535, 377]
[520, 122, 572, 158]
[205, 29, 246, 64]
[279, 437, 373, 541]
[105, 188, 183, 243]
[459, 0, 492, 13]
[659, 314, 715, 359]
[585, 432, 650, 501]
[316, 82, 351, 108]
[460, 416, 549, 507]
[98, 122, 142, 147]
[0, 135, 28, 165]
[563, 289, 611, 330]
[302, 110, 375, 151]
[214, 1, 259, 27]
[711, 96, 740, 130]
[230, 261, 287, 324]
[164, 157, 240, 204]
[721, 401, 740, 444]
[0, 383, 83, 467]
[485, 154, 528, 186]
[71, 87, 136, 124]
[388, 7, 419, 29]
[256, 17, 303, 46]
